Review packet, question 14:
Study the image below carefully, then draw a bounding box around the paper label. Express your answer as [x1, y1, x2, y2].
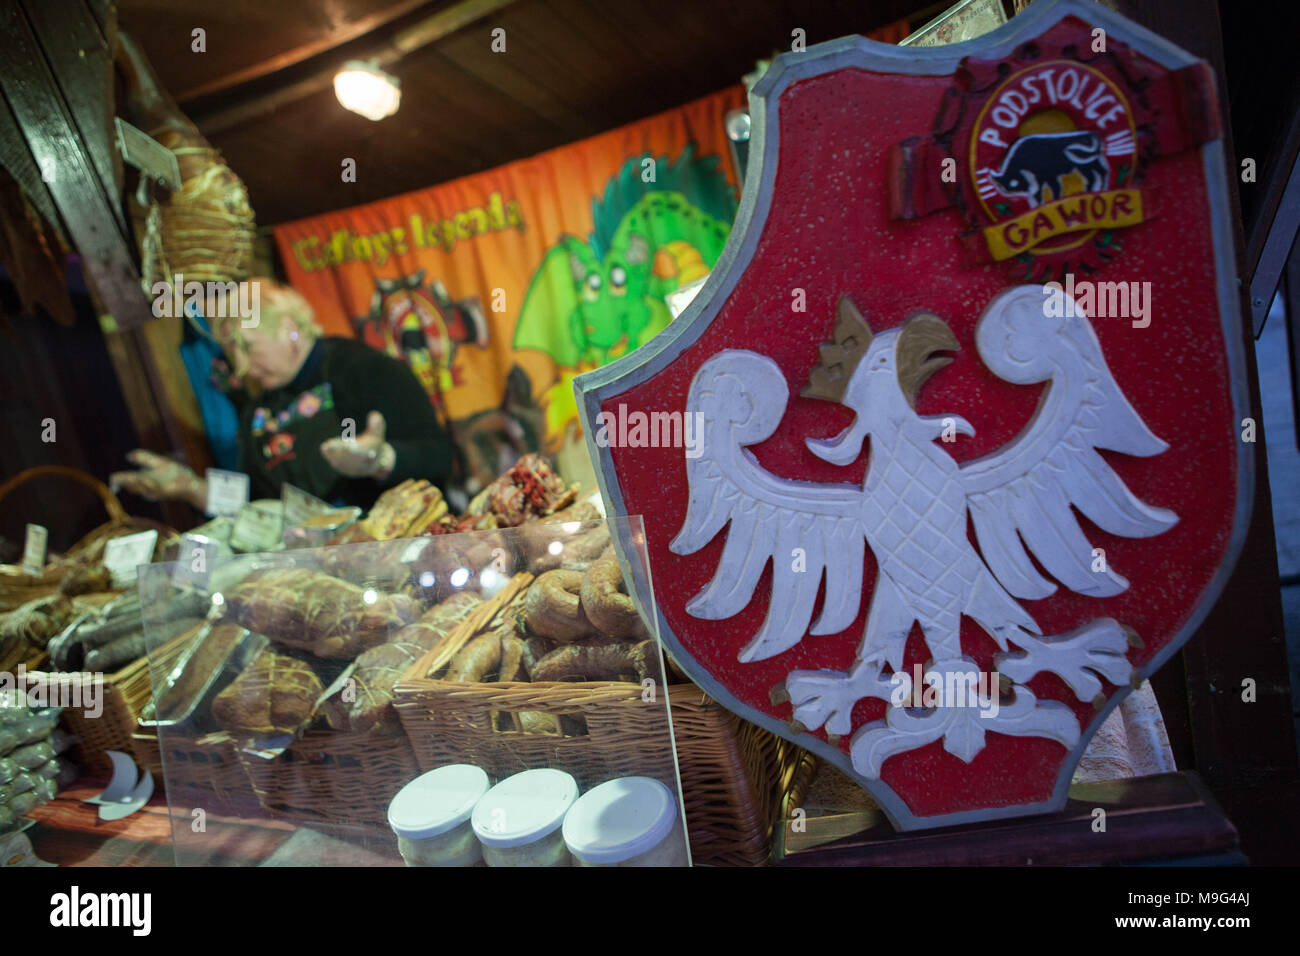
[103, 530, 159, 588]
[205, 469, 249, 517]
[281, 484, 333, 528]
[21, 525, 48, 576]
[114, 117, 182, 189]
[231, 503, 283, 553]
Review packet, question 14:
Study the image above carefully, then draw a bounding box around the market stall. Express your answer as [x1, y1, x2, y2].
[0, 0, 1296, 877]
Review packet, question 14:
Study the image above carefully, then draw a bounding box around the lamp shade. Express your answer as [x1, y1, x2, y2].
[333, 60, 401, 121]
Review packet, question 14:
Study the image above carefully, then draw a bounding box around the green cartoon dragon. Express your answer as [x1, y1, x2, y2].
[515, 145, 736, 370]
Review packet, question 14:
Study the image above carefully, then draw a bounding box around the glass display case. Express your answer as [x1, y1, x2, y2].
[137, 516, 691, 866]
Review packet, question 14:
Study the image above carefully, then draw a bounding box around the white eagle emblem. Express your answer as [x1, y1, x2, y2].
[670, 284, 1177, 777]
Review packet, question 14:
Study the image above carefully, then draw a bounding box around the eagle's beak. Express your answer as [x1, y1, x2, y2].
[806, 416, 869, 465]
[896, 313, 959, 408]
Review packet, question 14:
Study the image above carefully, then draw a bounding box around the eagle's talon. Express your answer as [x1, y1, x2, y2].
[785, 664, 895, 736]
[998, 619, 1135, 703]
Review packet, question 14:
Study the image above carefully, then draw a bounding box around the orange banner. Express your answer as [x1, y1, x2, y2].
[274, 87, 745, 484]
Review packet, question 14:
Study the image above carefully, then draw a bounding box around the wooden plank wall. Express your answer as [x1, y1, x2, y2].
[1112, 0, 1299, 865]
[0, 0, 210, 531]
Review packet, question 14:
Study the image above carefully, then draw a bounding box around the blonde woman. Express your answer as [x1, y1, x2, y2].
[112, 279, 452, 510]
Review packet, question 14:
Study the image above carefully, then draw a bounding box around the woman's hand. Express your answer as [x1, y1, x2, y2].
[320, 410, 396, 480]
[109, 450, 207, 509]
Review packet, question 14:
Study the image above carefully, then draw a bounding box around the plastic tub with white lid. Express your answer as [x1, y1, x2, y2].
[471, 767, 578, 866]
[562, 776, 689, 866]
[388, 764, 490, 866]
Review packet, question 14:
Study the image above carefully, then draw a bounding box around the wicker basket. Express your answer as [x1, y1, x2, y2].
[396, 679, 678, 786]
[393, 576, 812, 866]
[237, 730, 420, 831]
[25, 629, 191, 775]
[151, 732, 257, 812]
[224, 582, 535, 832]
[669, 688, 818, 866]
[396, 676, 810, 866]
[131, 731, 165, 777]
[0, 466, 175, 611]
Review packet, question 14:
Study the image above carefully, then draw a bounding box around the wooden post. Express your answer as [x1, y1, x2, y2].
[0, 0, 212, 517]
[1099, 0, 1300, 867]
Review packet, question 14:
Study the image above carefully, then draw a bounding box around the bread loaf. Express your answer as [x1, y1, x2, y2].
[211, 649, 323, 738]
[325, 591, 482, 733]
[224, 568, 415, 658]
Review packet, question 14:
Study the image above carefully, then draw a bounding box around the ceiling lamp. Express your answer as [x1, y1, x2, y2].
[333, 60, 401, 121]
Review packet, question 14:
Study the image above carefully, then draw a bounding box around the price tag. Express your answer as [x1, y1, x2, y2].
[205, 469, 249, 517]
[230, 502, 284, 553]
[281, 483, 332, 528]
[103, 530, 159, 588]
[21, 524, 48, 576]
[171, 533, 219, 590]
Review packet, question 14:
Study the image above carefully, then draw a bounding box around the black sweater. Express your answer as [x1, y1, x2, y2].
[234, 337, 452, 509]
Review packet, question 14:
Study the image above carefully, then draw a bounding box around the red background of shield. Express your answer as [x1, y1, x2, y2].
[601, 28, 1236, 818]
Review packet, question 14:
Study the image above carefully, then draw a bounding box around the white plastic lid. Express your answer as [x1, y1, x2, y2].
[388, 764, 489, 840]
[471, 768, 578, 849]
[562, 776, 678, 864]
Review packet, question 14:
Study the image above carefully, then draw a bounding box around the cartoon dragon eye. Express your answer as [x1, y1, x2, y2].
[587, 273, 603, 291]
[610, 265, 627, 288]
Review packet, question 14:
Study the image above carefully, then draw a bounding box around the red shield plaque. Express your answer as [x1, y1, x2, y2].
[577, 0, 1251, 829]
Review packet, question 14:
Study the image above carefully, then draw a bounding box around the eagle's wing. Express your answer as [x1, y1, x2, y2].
[960, 285, 1178, 600]
[671, 350, 866, 662]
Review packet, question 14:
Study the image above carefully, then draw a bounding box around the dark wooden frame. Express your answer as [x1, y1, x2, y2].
[0, 0, 208, 527]
[1114, 0, 1300, 869]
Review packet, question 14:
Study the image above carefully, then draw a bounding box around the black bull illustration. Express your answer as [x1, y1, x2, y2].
[990, 130, 1109, 207]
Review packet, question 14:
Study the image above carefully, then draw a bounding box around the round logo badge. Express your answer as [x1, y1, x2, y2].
[966, 60, 1145, 277]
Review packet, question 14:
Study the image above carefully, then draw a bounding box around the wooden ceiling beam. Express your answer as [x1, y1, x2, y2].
[191, 0, 519, 135]
[175, 0, 432, 102]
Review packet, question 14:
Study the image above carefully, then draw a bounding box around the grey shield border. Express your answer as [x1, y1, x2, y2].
[575, 0, 1254, 832]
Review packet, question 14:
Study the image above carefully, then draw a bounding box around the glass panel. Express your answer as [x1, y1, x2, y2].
[138, 516, 689, 867]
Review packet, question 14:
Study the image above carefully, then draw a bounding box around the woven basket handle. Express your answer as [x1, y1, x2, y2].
[0, 465, 128, 525]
